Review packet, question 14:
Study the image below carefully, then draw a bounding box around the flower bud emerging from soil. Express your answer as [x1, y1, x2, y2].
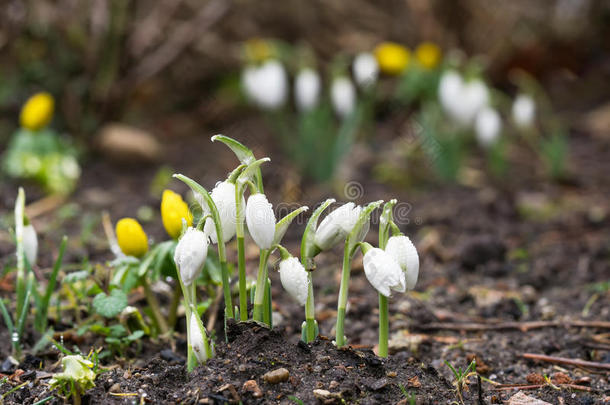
[330, 76, 356, 119]
[294, 68, 321, 112]
[242, 59, 288, 110]
[116, 218, 148, 258]
[512, 94, 536, 128]
[174, 227, 209, 287]
[279, 256, 309, 306]
[20, 92, 54, 131]
[374, 42, 410, 75]
[161, 189, 193, 239]
[363, 248, 405, 297]
[246, 193, 276, 250]
[23, 223, 38, 266]
[385, 235, 419, 290]
[189, 313, 209, 363]
[353, 52, 379, 88]
[475, 106, 502, 148]
[49, 355, 96, 394]
[314, 202, 362, 251]
[198, 181, 243, 244]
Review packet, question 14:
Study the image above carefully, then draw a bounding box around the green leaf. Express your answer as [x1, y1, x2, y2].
[93, 289, 128, 318]
[64, 270, 90, 284]
[273, 206, 309, 246]
[378, 199, 397, 249]
[211, 135, 256, 165]
[347, 200, 384, 257]
[300, 199, 335, 267]
[126, 330, 145, 342]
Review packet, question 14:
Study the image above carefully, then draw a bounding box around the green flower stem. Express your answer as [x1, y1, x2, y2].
[235, 184, 248, 321]
[252, 249, 270, 323]
[304, 270, 316, 342]
[167, 282, 182, 329]
[141, 277, 169, 335]
[378, 294, 389, 357]
[335, 240, 352, 347]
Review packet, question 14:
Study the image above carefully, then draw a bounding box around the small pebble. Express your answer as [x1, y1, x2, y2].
[109, 383, 121, 393]
[329, 380, 339, 389]
[263, 368, 290, 384]
[387, 371, 397, 378]
[242, 380, 263, 398]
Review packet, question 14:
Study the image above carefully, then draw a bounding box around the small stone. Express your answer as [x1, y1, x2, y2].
[386, 371, 397, 378]
[263, 368, 290, 384]
[96, 123, 161, 163]
[408, 375, 421, 388]
[507, 391, 552, 405]
[238, 364, 247, 372]
[370, 378, 389, 390]
[123, 370, 131, 379]
[242, 380, 262, 398]
[551, 372, 572, 385]
[109, 383, 121, 393]
[525, 373, 545, 385]
[329, 380, 339, 389]
[313, 389, 341, 403]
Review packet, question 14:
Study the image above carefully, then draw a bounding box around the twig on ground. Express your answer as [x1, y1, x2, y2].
[523, 353, 610, 371]
[412, 320, 610, 332]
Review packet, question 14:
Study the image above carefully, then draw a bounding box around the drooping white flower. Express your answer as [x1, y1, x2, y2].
[314, 202, 362, 251]
[330, 76, 356, 119]
[294, 68, 321, 112]
[385, 235, 419, 290]
[241, 59, 287, 110]
[438, 70, 489, 126]
[198, 181, 244, 244]
[278, 257, 309, 306]
[352, 52, 379, 89]
[246, 193, 276, 250]
[438, 70, 463, 118]
[174, 227, 208, 286]
[189, 313, 208, 363]
[475, 106, 502, 148]
[23, 223, 38, 266]
[512, 94, 536, 128]
[363, 248, 406, 297]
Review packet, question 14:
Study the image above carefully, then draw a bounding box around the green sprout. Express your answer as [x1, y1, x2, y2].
[49, 354, 98, 405]
[444, 359, 477, 405]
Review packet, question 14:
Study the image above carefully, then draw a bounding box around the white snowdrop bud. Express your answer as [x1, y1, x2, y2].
[189, 313, 208, 363]
[174, 227, 209, 286]
[363, 248, 406, 297]
[438, 70, 463, 120]
[330, 76, 356, 119]
[23, 224, 38, 266]
[279, 257, 309, 306]
[197, 181, 244, 244]
[246, 193, 276, 250]
[294, 68, 321, 112]
[475, 106, 502, 148]
[314, 203, 362, 251]
[512, 94, 536, 128]
[241, 60, 287, 110]
[385, 235, 419, 290]
[459, 79, 489, 126]
[352, 52, 379, 89]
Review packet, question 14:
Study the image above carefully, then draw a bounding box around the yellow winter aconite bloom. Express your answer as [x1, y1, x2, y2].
[116, 218, 148, 258]
[20, 92, 55, 131]
[244, 38, 273, 63]
[374, 42, 410, 75]
[415, 42, 442, 70]
[161, 189, 193, 239]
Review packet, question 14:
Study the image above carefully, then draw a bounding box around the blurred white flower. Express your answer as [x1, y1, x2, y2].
[330, 76, 356, 119]
[352, 52, 379, 89]
[512, 94, 536, 128]
[23, 223, 38, 266]
[363, 248, 405, 297]
[189, 313, 208, 363]
[279, 256, 309, 305]
[294, 68, 321, 112]
[242, 59, 288, 110]
[475, 106, 502, 148]
[197, 181, 244, 244]
[314, 202, 362, 251]
[246, 193, 276, 250]
[439, 71, 489, 126]
[385, 235, 419, 290]
[174, 227, 208, 286]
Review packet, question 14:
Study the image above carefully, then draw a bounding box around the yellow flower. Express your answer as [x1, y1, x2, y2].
[161, 189, 193, 239]
[244, 38, 273, 63]
[374, 42, 410, 75]
[116, 218, 148, 258]
[415, 42, 442, 70]
[20, 92, 55, 131]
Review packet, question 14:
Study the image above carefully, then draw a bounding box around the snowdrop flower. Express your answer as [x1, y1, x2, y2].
[439, 71, 489, 126]
[294, 68, 321, 112]
[241, 59, 287, 110]
[197, 181, 244, 244]
[246, 193, 276, 249]
[475, 106, 502, 148]
[23, 223, 38, 266]
[330, 76, 356, 119]
[314, 202, 362, 251]
[279, 256, 309, 305]
[438, 70, 463, 118]
[512, 94, 536, 128]
[174, 227, 208, 286]
[189, 313, 208, 363]
[385, 235, 419, 290]
[363, 248, 405, 297]
[352, 52, 379, 88]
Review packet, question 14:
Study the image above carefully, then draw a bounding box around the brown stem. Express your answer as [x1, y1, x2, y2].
[522, 353, 610, 371]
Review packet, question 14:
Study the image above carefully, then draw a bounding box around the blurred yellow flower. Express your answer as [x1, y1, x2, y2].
[161, 189, 193, 239]
[245, 38, 273, 63]
[374, 42, 410, 75]
[20, 92, 55, 131]
[415, 42, 442, 70]
[116, 218, 148, 258]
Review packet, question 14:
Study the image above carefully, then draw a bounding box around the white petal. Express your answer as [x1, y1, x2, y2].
[189, 313, 208, 363]
[363, 248, 405, 297]
[330, 77, 356, 119]
[475, 106, 502, 148]
[174, 227, 208, 286]
[201, 181, 244, 244]
[279, 257, 309, 306]
[246, 194, 276, 249]
[242, 60, 287, 110]
[512, 94, 535, 128]
[353, 53, 379, 88]
[23, 224, 38, 266]
[385, 235, 419, 290]
[313, 203, 361, 250]
[295, 68, 321, 112]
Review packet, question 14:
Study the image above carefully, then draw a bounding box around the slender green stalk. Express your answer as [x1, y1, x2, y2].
[263, 278, 272, 327]
[304, 271, 316, 342]
[35, 236, 67, 333]
[252, 249, 270, 323]
[378, 294, 389, 357]
[335, 240, 351, 347]
[235, 184, 248, 321]
[141, 278, 169, 335]
[167, 282, 181, 329]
